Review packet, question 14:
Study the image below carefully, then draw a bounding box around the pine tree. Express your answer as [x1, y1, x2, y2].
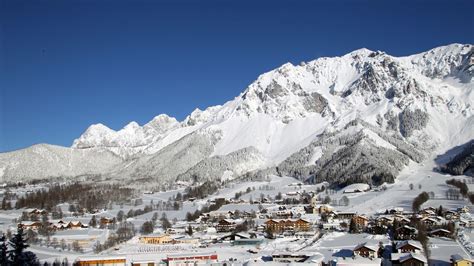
[186, 225, 193, 236]
[1, 198, 7, 210]
[161, 215, 172, 230]
[9, 227, 39, 265]
[0, 234, 8, 265]
[38, 214, 51, 237]
[140, 221, 154, 235]
[116, 210, 124, 223]
[437, 205, 444, 216]
[349, 218, 359, 233]
[89, 215, 97, 228]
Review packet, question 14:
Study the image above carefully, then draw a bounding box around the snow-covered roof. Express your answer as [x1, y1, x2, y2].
[399, 253, 427, 263]
[396, 240, 422, 250]
[333, 256, 382, 265]
[76, 255, 127, 261]
[343, 183, 370, 193]
[166, 252, 217, 259]
[451, 254, 472, 262]
[139, 233, 169, 238]
[430, 228, 451, 233]
[304, 253, 325, 264]
[266, 218, 310, 223]
[353, 242, 378, 252]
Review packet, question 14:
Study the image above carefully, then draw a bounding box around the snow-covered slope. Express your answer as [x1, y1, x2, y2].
[0, 144, 123, 181]
[1, 43, 473, 185]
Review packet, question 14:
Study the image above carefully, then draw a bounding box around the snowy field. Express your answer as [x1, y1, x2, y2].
[327, 156, 473, 215]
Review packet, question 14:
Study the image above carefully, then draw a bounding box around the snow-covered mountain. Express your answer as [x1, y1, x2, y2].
[1, 43, 473, 187]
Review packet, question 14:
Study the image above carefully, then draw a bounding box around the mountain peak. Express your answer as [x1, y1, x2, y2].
[83, 123, 116, 136]
[70, 44, 473, 162]
[346, 48, 374, 57]
[2, 44, 473, 186]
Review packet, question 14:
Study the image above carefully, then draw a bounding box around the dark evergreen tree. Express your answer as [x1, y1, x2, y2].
[160, 214, 172, 230]
[140, 221, 154, 235]
[437, 205, 444, 216]
[116, 210, 124, 223]
[38, 214, 52, 237]
[186, 225, 193, 236]
[9, 228, 39, 265]
[0, 235, 8, 266]
[349, 218, 359, 233]
[89, 215, 97, 228]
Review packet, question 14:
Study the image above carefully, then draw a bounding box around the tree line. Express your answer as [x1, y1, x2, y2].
[14, 183, 135, 212]
[445, 179, 474, 204]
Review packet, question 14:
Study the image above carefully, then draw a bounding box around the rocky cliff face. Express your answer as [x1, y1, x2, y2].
[1, 44, 473, 187]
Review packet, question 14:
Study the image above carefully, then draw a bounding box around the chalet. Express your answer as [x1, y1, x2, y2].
[395, 240, 423, 254]
[391, 253, 427, 266]
[286, 219, 310, 232]
[272, 252, 309, 263]
[429, 228, 452, 238]
[267, 218, 310, 233]
[216, 219, 242, 232]
[353, 242, 379, 258]
[445, 210, 459, 220]
[352, 215, 369, 228]
[219, 232, 256, 241]
[28, 208, 48, 216]
[419, 209, 436, 217]
[312, 204, 334, 215]
[68, 221, 87, 229]
[76, 256, 126, 266]
[99, 217, 115, 226]
[458, 206, 470, 213]
[451, 254, 473, 266]
[420, 217, 439, 227]
[166, 252, 218, 266]
[329, 211, 356, 220]
[18, 221, 42, 230]
[394, 215, 411, 225]
[139, 234, 173, 244]
[395, 226, 418, 240]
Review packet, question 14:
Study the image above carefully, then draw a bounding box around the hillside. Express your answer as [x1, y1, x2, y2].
[0, 43, 473, 186]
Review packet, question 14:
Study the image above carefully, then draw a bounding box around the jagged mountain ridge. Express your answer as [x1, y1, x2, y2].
[1, 43, 473, 186]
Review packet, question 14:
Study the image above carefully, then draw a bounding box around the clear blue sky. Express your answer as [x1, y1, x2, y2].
[1, 0, 473, 152]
